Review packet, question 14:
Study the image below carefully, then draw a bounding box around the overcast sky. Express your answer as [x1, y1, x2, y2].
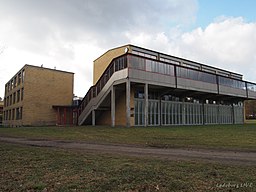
[1, 0, 256, 98]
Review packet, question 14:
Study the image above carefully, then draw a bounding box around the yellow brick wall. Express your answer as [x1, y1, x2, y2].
[115, 90, 126, 126]
[3, 65, 74, 126]
[93, 45, 130, 85]
[96, 86, 135, 127]
[96, 110, 111, 125]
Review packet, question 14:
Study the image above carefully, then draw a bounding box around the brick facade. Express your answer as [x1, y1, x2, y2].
[3, 65, 74, 127]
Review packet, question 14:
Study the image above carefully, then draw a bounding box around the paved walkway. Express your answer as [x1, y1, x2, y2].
[1, 136, 256, 165]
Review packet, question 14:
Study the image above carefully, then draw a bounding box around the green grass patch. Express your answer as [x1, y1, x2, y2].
[0, 143, 255, 192]
[0, 124, 256, 150]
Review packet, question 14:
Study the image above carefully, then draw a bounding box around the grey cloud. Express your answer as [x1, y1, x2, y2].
[0, 0, 198, 97]
[0, 0, 197, 46]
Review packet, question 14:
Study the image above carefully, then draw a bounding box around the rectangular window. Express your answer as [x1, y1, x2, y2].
[7, 82, 10, 92]
[219, 76, 246, 90]
[11, 79, 14, 90]
[5, 111, 7, 120]
[9, 110, 11, 120]
[20, 107, 23, 120]
[17, 90, 20, 102]
[10, 95, 12, 105]
[21, 88, 24, 100]
[5, 84, 8, 94]
[22, 69, 25, 83]
[18, 72, 22, 85]
[16, 108, 19, 120]
[14, 76, 17, 88]
[6, 97, 9, 107]
[12, 109, 15, 120]
[13, 92, 16, 104]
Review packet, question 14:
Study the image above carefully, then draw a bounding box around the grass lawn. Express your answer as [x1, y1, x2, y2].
[0, 143, 255, 192]
[0, 124, 256, 150]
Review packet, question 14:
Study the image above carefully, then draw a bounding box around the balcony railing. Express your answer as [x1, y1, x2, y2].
[79, 55, 127, 113]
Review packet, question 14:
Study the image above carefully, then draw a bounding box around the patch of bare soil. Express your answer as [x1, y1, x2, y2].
[1, 136, 256, 165]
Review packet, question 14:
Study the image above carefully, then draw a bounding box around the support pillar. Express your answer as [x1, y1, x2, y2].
[232, 103, 235, 124]
[111, 86, 115, 127]
[64, 108, 67, 126]
[126, 79, 131, 127]
[182, 98, 186, 125]
[202, 101, 205, 125]
[144, 83, 148, 127]
[92, 109, 95, 126]
[57, 107, 60, 125]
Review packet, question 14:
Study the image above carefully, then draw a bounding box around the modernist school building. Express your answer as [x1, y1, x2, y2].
[78, 45, 256, 127]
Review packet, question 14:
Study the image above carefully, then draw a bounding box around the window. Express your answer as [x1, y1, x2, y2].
[177, 67, 216, 84]
[22, 69, 25, 83]
[9, 110, 11, 120]
[129, 55, 145, 70]
[5, 111, 8, 120]
[11, 80, 13, 90]
[18, 72, 21, 85]
[130, 55, 175, 76]
[20, 107, 23, 119]
[16, 108, 20, 120]
[7, 83, 10, 92]
[12, 109, 15, 120]
[132, 50, 157, 59]
[13, 92, 16, 104]
[247, 83, 256, 92]
[10, 95, 12, 105]
[14, 76, 17, 88]
[218, 76, 246, 90]
[17, 90, 20, 102]
[7, 97, 9, 107]
[160, 57, 180, 65]
[21, 88, 24, 100]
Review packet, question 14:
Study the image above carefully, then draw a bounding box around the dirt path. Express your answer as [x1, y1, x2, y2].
[1, 136, 256, 165]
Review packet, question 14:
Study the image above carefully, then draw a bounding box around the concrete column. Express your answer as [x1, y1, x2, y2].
[217, 102, 221, 124]
[232, 103, 235, 124]
[182, 98, 186, 125]
[126, 80, 131, 127]
[202, 100, 205, 125]
[57, 107, 60, 125]
[111, 86, 115, 127]
[64, 108, 67, 126]
[144, 83, 148, 127]
[92, 108, 95, 126]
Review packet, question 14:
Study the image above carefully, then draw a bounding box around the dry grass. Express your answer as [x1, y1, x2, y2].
[0, 143, 255, 192]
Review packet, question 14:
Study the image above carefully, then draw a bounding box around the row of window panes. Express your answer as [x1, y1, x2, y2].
[182, 62, 200, 70]
[5, 69, 25, 93]
[159, 57, 180, 65]
[218, 76, 246, 90]
[247, 83, 256, 92]
[132, 51, 157, 59]
[4, 88, 24, 107]
[176, 66, 216, 84]
[3, 107, 23, 121]
[129, 55, 175, 76]
[129, 54, 250, 90]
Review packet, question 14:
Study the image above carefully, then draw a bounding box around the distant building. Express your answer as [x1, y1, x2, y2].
[0, 100, 3, 127]
[78, 44, 256, 127]
[3, 64, 74, 127]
